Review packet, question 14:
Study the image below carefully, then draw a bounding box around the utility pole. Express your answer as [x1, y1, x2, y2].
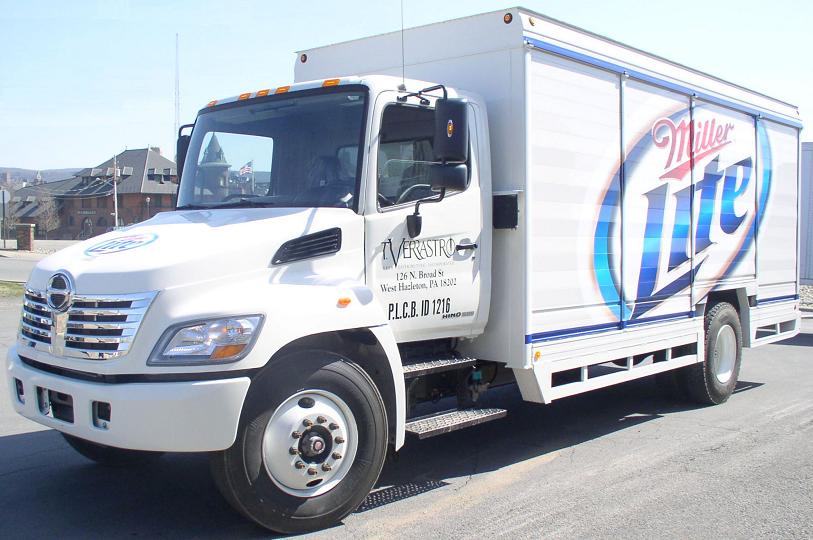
[1, 189, 6, 249]
[113, 153, 119, 229]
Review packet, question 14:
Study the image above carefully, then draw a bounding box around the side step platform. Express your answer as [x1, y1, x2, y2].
[405, 408, 507, 439]
[402, 354, 477, 378]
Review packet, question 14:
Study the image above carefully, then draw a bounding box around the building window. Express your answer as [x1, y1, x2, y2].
[69, 216, 74, 226]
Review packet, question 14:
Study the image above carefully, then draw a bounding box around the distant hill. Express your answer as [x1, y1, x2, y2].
[0, 167, 80, 184]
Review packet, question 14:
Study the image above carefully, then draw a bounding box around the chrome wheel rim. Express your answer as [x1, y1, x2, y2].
[713, 325, 736, 384]
[261, 389, 358, 497]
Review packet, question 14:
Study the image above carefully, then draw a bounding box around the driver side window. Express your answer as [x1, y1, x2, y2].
[377, 105, 436, 208]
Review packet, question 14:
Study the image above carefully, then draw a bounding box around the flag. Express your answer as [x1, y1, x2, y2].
[239, 161, 253, 176]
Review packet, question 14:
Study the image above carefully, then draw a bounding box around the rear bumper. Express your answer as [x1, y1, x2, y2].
[5, 346, 250, 452]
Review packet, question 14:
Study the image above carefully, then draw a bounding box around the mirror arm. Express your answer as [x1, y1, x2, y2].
[178, 123, 195, 139]
[407, 188, 445, 239]
[415, 186, 446, 214]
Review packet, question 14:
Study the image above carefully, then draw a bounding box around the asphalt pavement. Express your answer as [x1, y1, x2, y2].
[0, 240, 77, 282]
[0, 295, 811, 539]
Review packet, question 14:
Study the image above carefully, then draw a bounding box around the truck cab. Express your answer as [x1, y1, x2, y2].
[8, 75, 495, 533]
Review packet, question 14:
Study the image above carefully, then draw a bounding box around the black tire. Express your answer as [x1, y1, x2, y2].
[62, 434, 164, 466]
[680, 301, 742, 405]
[210, 350, 388, 534]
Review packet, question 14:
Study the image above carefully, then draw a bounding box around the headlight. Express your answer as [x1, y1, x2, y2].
[148, 315, 263, 366]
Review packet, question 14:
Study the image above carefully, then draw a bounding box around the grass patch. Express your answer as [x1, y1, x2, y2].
[0, 281, 25, 297]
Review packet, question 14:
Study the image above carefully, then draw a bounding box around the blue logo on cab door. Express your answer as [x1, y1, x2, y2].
[85, 233, 158, 256]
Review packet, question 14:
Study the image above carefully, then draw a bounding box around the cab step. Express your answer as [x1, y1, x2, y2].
[402, 355, 477, 379]
[405, 408, 507, 439]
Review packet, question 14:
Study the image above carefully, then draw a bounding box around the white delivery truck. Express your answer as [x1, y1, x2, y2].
[6, 7, 802, 533]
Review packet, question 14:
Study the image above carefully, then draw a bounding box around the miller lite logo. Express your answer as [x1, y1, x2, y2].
[594, 106, 772, 321]
[85, 232, 158, 256]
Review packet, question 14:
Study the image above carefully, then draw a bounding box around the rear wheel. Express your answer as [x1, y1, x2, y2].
[62, 434, 163, 466]
[210, 350, 388, 534]
[681, 301, 742, 405]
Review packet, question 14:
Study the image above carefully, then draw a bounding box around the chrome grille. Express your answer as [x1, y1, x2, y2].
[20, 289, 156, 360]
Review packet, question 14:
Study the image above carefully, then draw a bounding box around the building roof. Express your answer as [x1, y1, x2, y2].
[14, 147, 178, 200]
[7, 199, 52, 219]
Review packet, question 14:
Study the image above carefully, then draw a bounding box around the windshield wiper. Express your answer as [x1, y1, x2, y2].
[205, 198, 276, 209]
[176, 198, 276, 211]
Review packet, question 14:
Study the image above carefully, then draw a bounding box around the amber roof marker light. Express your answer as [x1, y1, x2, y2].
[503, 13, 513, 24]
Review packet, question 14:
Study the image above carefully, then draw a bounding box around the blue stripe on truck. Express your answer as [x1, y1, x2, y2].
[523, 37, 802, 129]
[525, 311, 694, 344]
[526, 294, 800, 344]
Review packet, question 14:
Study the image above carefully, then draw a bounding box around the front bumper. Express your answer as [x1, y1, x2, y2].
[6, 346, 251, 452]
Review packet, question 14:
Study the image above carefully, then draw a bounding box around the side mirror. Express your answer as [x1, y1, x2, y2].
[176, 134, 191, 180]
[176, 123, 195, 180]
[434, 98, 469, 163]
[429, 163, 468, 192]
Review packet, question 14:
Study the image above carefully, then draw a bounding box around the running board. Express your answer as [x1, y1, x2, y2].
[402, 355, 477, 378]
[405, 408, 507, 439]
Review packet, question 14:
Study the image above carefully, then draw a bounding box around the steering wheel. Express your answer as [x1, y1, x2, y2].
[395, 184, 433, 205]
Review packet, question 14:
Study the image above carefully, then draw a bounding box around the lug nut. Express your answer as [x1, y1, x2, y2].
[334, 436, 345, 444]
[303, 418, 313, 427]
[322, 463, 332, 472]
[289, 447, 299, 455]
[294, 461, 305, 469]
[328, 423, 339, 431]
[332, 452, 342, 460]
[316, 416, 327, 424]
[292, 431, 302, 439]
[307, 467, 318, 476]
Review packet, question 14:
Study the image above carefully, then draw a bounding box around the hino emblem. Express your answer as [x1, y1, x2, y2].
[47, 273, 73, 313]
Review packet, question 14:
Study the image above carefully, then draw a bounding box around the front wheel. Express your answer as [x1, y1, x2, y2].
[210, 351, 388, 534]
[681, 301, 743, 405]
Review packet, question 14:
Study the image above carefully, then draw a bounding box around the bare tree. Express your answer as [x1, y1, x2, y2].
[4, 202, 19, 239]
[37, 195, 60, 240]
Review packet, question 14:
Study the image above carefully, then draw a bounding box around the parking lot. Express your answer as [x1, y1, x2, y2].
[1, 290, 811, 539]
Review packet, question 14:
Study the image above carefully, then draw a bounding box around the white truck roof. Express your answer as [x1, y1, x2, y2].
[296, 6, 800, 127]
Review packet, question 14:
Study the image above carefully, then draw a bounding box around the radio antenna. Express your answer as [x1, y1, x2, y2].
[399, 0, 405, 87]
[174, 33, 180, 152]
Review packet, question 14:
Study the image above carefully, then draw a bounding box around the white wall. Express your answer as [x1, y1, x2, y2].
[802, 142, 813, 284]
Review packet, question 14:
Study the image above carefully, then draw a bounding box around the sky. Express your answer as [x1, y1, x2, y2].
[1, 0, 811, 170]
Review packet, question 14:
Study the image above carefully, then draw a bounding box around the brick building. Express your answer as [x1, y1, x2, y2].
[11, 148, 178, 240]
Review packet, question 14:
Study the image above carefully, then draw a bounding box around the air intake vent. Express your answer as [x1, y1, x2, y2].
[273, 228, 342, 265]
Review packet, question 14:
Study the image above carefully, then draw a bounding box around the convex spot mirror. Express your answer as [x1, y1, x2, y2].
[429, 163, 468, 192]
[433, 98, 469, 163]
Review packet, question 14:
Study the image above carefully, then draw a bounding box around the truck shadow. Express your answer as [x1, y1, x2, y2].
[365, 377, 762, 513]
[0, 377, 761, 539]
[772, 330, 813, 348]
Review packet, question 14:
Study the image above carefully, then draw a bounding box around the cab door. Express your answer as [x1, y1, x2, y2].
[364, 94, 484, 343]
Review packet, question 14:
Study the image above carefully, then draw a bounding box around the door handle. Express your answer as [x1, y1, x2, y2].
[455, 242, 478, 251]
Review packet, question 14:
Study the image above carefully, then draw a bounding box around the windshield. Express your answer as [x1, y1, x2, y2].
[177, 86, 367, 211]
